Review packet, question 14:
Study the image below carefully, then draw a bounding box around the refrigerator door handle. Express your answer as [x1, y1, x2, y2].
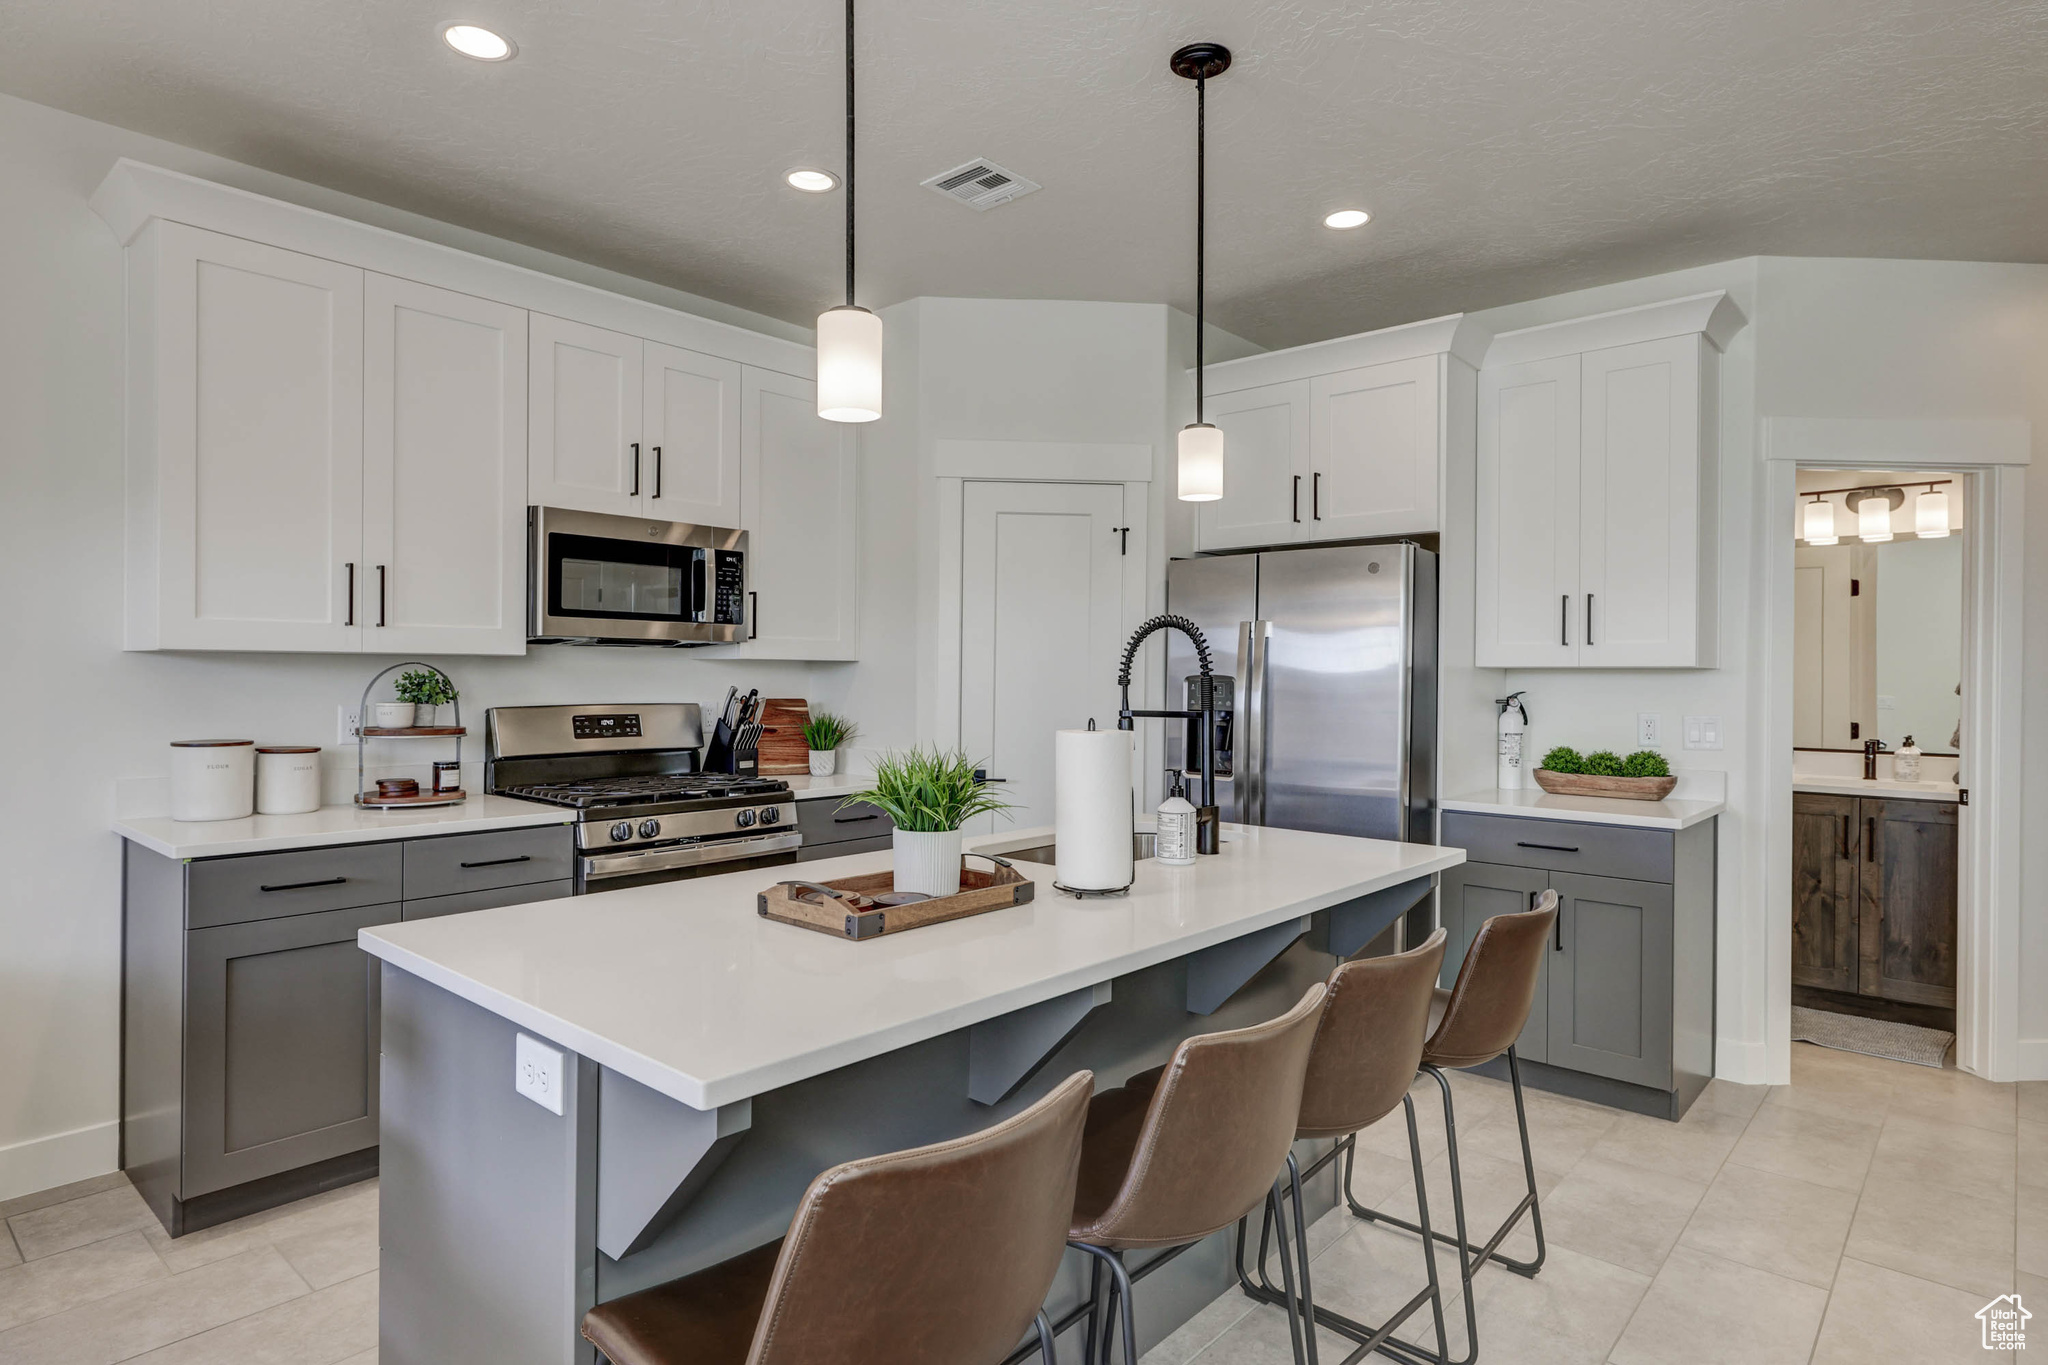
[1238, 618, 1272, 825]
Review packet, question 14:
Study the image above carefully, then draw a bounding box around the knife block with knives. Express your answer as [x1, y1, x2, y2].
[705, 686, 763, 774]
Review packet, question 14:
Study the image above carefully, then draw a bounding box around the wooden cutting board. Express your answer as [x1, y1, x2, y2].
[756, 698, 812, 774]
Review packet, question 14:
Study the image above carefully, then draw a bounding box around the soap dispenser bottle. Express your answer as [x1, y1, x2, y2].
[1895, 735, 1922, 783]
[1156, 772, 1197, 866]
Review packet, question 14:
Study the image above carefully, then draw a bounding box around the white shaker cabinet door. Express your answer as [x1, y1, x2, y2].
[1195, 380, 1311, 551]
[737, 368, 860, 660]
[1578, 335, 1712, 668]
[1476, 355, 1581, 668]
[361, 274, 529, 655]
[528, 314, 643, 516]
[642, 342, 742, 528]
[1309, 356, 1440, 539]
[144, 223, 365, 652]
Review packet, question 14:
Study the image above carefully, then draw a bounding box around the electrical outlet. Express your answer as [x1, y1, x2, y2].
[1683, 715, 1723, 751]
[1637, 713, 1662, 748]
[337, 705, 361, 744]
[515, 1034, 565, 1115]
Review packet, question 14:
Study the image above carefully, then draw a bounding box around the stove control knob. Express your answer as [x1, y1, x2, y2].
[760, 806, 782, 825]
[735, 808, 758, 828]
[608, 821, 634, 843]
[638, 819, 663, 840]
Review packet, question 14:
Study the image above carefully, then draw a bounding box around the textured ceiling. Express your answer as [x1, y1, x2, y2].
[3, 0, 2045, 348]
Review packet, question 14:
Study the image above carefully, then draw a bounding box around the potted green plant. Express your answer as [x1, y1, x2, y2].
[395, 669, 457, 728]
[801, 711, 858, 777]
[1533, 746, 1675, 800]
[843, 747, 1012, 897]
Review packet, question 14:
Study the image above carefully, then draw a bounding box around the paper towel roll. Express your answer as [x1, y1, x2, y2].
[1056, 727, 1135, 892]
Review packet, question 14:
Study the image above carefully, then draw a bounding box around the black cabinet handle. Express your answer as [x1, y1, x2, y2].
[260, 877, 347, 893]
[630, 442, 640, 496]
[1292, 475, 1301, 523]
[1561, 594, 1570, 646]
[749, 591, 758, 641]
[1555, 907, 1564, 952]
[1840, 814, 1850, 860]
[1516, 841, 1581, 853]
[1312, 471, 1322, 520]
[1866, 817, 1876, 863]
[832, 813, 883, 824]
[344, 562, 356, 626]
[652, 445, 662, 499]
[376, 565, 387, 627]
[460, 855, 532, 869]
[1586, 593, 1595, 647]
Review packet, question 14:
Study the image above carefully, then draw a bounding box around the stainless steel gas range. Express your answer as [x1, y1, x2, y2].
[485, 703, 799, 890]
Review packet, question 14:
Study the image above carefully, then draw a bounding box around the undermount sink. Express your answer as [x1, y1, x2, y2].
[1004, 832, 1158, 865]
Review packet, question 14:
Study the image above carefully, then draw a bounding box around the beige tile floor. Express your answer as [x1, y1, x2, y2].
[0, 1043, 2033, 1364]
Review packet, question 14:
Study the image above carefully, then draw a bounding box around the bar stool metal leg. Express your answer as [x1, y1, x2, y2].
[1033, 1310, 1058, 1365]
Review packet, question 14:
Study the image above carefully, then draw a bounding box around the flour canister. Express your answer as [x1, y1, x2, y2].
[256, 745, 323, 815]
[170, 740, 255, 821]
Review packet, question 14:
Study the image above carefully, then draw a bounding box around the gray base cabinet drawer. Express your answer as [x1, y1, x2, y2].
[187, 844, 404, 928]
[1443, 812, 1673, 885]
[795, 798, 890, 849]
[402, 826, 573, 900]
[402, 879, 574, 921]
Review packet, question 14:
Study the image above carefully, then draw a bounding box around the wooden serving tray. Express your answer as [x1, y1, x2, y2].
[758, 862, 1034, 940]
[1531, 770, 1678, 802]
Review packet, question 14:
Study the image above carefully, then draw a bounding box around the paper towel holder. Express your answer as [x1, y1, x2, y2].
[1115, 614, 1221, 854]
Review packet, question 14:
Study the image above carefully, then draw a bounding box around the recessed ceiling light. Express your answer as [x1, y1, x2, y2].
[785, 168, 838, 193]
[1324, 209, 1371, 230]
[442, 24, 515, 61]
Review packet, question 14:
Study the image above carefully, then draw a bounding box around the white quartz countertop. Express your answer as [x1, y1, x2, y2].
[359, 823, 1463, 1111]
[1443, 788, 1725, 831]
[1792, 775, 1960, 803]
[114, 794, 574, 859]
[777, 773, 871, 802]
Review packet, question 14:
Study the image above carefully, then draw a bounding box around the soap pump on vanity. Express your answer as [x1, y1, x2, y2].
[1894, 735, 1922, 783]
[1155, 772, 1197, 867]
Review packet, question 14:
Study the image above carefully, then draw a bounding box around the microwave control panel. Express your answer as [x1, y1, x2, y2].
[713, 550, 746, 625]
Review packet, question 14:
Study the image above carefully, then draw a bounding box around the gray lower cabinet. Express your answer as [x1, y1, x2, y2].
[1439, 811, 1714, 1119]
[792, 796, 892, 861]
[123, 823, 573, 1235]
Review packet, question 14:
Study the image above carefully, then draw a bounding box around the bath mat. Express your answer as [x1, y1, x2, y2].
[1791, 1006, 1953, 1069]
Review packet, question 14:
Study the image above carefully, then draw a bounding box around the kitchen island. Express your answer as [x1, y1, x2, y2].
[359, 823, 1463, 1365]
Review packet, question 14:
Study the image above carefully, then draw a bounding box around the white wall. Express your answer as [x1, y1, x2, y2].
[1872, 535, 1964, 751]
[0, 94, 852, 1198]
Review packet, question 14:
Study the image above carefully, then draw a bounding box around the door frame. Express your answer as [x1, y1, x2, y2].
[1760, 417, 2029, 1080]
[932, 440, 1153, 789]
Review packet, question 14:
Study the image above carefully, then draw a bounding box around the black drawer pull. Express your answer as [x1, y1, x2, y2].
[832, 813, 883, 824]
[1515, 841, 1581, 853]
[260, 876, 347, 893]
[460, 855, 533, 869]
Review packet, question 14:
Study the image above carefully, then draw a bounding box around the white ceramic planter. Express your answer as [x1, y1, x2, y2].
[372, 702, 416, 729]
[808, 748, 837, 776]
[892, 828, 963, 898]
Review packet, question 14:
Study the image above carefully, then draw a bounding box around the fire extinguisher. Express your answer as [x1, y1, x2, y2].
[1497, 692, 1530, 790]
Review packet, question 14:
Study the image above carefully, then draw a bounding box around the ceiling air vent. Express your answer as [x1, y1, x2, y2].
[922, 159, 1040, 211]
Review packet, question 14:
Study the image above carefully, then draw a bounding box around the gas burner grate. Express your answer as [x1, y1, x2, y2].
[503, 775, 790, 809]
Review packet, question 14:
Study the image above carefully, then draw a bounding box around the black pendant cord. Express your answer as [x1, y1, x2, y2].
[1195, 73, 1205, 425]
[844, 0, 856, 308]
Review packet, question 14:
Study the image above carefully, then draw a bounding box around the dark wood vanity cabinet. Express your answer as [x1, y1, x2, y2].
[1792, 792, 1956, 1007]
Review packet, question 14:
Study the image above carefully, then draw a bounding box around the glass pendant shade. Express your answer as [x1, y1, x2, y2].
[1857, 494, 1893, 543]
[1915, 488, 1951, 538]
[1178, 423, 1224, 501]
[816, 305, 882, 423]
[1803, 498, 1838, 546]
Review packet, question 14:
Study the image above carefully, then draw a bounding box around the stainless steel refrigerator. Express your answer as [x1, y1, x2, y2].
[1164, 542, 1438, 856]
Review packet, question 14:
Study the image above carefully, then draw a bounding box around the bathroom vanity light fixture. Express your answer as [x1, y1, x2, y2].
[1324, 209, 1371, 229]
[1847, 487, 1902, 543]
[1914, 485, 1952, 538]
[816, 0, 881, 422]
[441, 24, 515, 61]
[1802, 496, 1838, 546]
[1173, 41, 1232, 503]
[785, 168, 838, 193]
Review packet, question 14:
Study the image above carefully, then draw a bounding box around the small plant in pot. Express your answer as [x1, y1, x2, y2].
[1534, 745, 1675, 800]
[843, 748, 1011, 898]
[394, 670, 457, 728]
[801, 712, 858, 777]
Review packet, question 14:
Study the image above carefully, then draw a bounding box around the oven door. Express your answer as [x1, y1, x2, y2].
[576, 831, 801, 892]
[529, 506, 746, 645]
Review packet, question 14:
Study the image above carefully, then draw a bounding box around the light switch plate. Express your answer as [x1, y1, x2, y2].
[1683, 715, 1723, 751]
[1637, 713, 1662, 748]
[515, 1033, 565, 1115]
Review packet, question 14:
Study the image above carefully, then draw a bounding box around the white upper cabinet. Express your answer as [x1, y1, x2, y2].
[528, 314, 643, 516]
[1191, 315, 1484, 553]
[131, 222, 366, 652]
[1474, 293, 1741, 670]
[642, 341, 742, 527]
[362, 274, 528, 655]
[738, 368, 859, 660]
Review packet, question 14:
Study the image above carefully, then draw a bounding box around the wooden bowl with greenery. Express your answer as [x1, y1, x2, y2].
[1532, 748, 1677, 801]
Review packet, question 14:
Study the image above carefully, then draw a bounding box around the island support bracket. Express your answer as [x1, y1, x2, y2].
[1313, 875, 1435, 960]
[1187, 916, 1313, 1015]
[968, 981, 1113, 1106]
[596, 1072, 753, 1260]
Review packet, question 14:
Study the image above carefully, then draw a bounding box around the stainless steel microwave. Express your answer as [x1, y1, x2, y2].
[528, 507, 747, 646]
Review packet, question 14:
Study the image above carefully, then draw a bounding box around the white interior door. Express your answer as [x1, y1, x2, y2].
[643, 342, 742, 527]
[1794, 542, 1876, 748]
[362, 273, 528, 655]
[528, 314, 642, 515]
[1476, 354, 1581, 667]
[959, 482, 1129, 835]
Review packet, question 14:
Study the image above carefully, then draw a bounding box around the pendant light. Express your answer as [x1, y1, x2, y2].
[1173, 42, 1231, 502]
[1802, 496, 1838, 546]
[817, 0, 881, 422]
[1915, 484, 1952, 538]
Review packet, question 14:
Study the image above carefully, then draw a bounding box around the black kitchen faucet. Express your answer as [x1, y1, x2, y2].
[1116, 614, 1222, 854]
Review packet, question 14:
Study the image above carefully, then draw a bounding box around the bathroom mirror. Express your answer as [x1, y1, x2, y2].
[1793, 470, 1962, 753]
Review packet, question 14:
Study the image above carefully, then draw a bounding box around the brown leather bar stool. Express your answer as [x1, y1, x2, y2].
[1057, 983, 1328, 1365]
[1346, 890, 1559, 1365]
[580, 1069, 1093, 1365]
[1232, 928, 1453, 1365]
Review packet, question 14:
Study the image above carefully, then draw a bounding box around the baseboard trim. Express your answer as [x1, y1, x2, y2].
[1713, 1036, 1774, 1086]
[0, 1121, 119, 1204]
[2008, 1037, 2048, 1082]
